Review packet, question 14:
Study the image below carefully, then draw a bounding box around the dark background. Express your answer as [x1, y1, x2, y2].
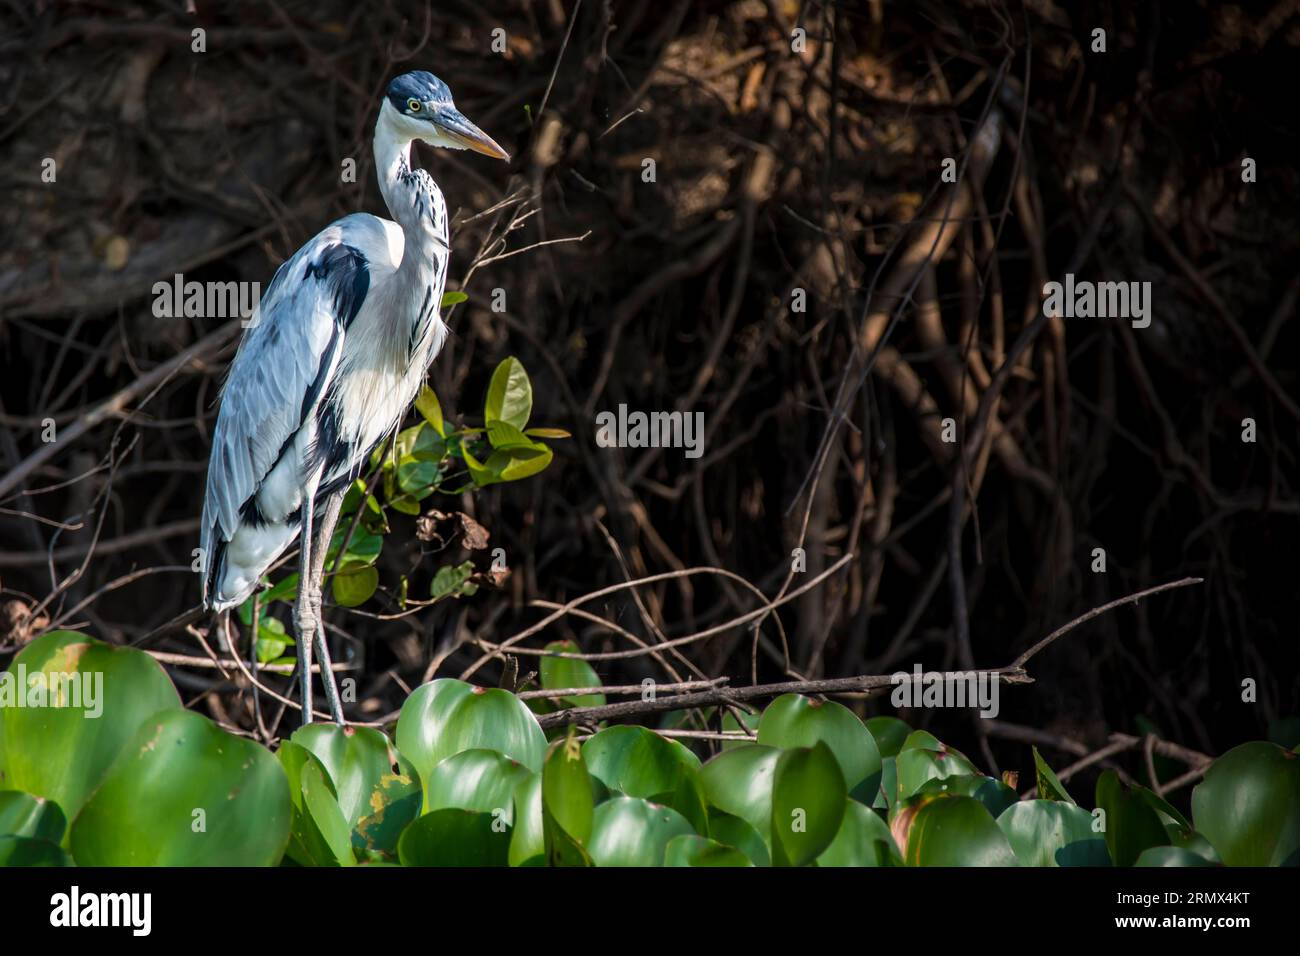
[1, 0, 1297, 800]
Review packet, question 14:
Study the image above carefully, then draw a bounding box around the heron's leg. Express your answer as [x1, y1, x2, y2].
[292, 490, 318, 725]
[308, 489, 346, 724]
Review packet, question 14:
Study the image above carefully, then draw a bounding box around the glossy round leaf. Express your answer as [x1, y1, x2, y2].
[508, 773, 545, 866]
[699, 744, 781, 842]
[1191, 741, 1300, 866]
[290, 724, 421, 857]
[543, 737, 594, 844]
[582, 725, 701, 798]
[0, 790, 66, 844]
[278, 741, 352, 867]
[0, 835, 71, 866]
[758, 694, 881, 800]
[1135, 846, 1215, 867]
[664, 833, 752, 867]
[539, 640, 605, 708]
[587, 796, 694, 866]
[909, 774, 1018, 820]
[1096, 770, 1169, 867]
[895, 734, 979, 800]
[865, 716, 911, 759]
[707, 808, 770, 866]
[396, 679, 547, 807]
[902, 794, 1018, 866]
[425, 748, 530, 824]
[817, 799, 899, 867]
[770, 741, 847, 866]
[0, 630, 181, 821]
[998, 800, 1110, 866]
[70, 710, 290, 866]
[397, 808, 510, 866]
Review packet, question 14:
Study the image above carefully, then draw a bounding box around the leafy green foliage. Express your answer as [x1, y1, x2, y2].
[3, 633, 1298, 867]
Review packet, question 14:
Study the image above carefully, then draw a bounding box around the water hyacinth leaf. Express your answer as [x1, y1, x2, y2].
[910, 774, 1018, 820]
[1095, 770, 1169, 867]
[1135, 845, 1216, 867]
[902, 795, 1018, 866]
[770, 742, 847, 867]
[817, 799, 899, 867]
[543, 736, 594, 845]
[289, 724, 421, 858]
[587, 796, 694, 866]
[664, 833, 752, 867]
[0, 791, 66, 844]
[582, 725, 701, 797]
[1190, 741, 1300, 866]
[758, 694, 881, 800]
[699, 744, 781, 843]
[539, 641, 605, 708]
[864, 716, 912, 759]
[397, 808, 510, 866]
[1032, 746, 1075, 804]
[895, 737, 979, 801]
[484, 356, 532, 429]
[0, 836, 71, 867]
[278, 741, 352, 867]
[0, 630, 181, 823]
[425, 749, 530, 823]
[720, 709, 760, 749]
[998, 800, 1110, 867]
[508, 773, 545, 867]
[70, 710, 290, 866]
[706, 808, 770, 866]
[396, 679, 547, 809]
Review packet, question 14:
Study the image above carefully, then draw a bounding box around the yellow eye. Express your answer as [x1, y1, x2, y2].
[407, 98, 421, 112]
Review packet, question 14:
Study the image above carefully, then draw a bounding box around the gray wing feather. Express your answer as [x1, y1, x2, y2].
[199, 215, 388, 602]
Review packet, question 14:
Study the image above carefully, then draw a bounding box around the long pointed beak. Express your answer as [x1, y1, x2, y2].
[433, 107, 510, 161]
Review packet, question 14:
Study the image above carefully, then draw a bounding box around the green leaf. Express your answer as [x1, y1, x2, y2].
[587, 796, 694, 866]
[1032, 746, 1076, 804]
[277, 741, 353, 867]
[1135, 845, 1216, 867]
[706, 808, 770, 866]
[331, 560, 378, 607]
[396, 679, 547, 812]
[508, 773, 545, 866]
[397, 808, 510, 866]
[998, 800, 1110, 866]
[0, 630, 182, 822]
[864, 716, 911, 758]
[289, 724, 421, 859]
[817, 799, 900, 866]
[758, 694, 881, 801]
[486, 419, 535, 450]
[664, 833, 752, 866]
[0, 791, 66, 844]
[1096, 770, 1169, 867]
[770, 741, 846, 866]
[543, 735, 594, 845]
[0, 835, 72, 866]
[440, 290, 468, 309]
[909, 774, 1018, 820]
[70, 710, 290, 866]
[431, 561, 477, 600]
[484, 356, 532, 429]
[581, 726, 702, 799]
[415, 385, 446, 436]
[524, 427, 572, 439]
[901, 794, 1018, 866]
[894, 732, 979, 801]
[1191, 741, 1300, 866]
[699, 745, 781, 844]
[539, 640, 606, 708]
[425, 749, 531, 822]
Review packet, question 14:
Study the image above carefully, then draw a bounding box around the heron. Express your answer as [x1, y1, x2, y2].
[199, 71, 508, 725]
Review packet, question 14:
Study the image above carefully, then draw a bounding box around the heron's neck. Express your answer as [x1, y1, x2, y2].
[374, 121, 449, 268]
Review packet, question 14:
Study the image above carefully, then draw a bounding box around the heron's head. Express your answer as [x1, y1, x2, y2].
[380, 71, 509, 161]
